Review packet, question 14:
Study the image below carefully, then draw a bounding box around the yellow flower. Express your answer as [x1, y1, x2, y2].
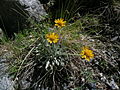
[80, 46, 94, 61]
[54, 18, 66, 28]
[46, 33, 59, 43]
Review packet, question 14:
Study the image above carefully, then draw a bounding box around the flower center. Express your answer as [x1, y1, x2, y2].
[49, 37, 55, 41]
[57, 22, 62, 26]
[85, 51, 91, 58]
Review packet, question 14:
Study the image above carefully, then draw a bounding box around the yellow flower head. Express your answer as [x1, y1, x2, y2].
[80, 46, 94, 61]
[46, 33, 59, 43]
[54, 18, 66, 28]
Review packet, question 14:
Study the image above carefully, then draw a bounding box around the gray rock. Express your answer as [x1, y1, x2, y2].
[0, 59, 15, 90]
[19, 0, 47, 21]
[0, 76, 14, 90]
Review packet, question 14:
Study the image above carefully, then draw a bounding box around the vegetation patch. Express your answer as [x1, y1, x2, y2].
[0, 0, 120, 90]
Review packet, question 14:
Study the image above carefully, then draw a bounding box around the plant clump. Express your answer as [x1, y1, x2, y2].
[2, 0, 120, 89]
